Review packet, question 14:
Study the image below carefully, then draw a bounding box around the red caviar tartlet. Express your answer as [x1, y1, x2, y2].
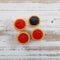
[31, 29, 44, 41]
[14, 19, 26, 30]
[17, 32, 30, 44]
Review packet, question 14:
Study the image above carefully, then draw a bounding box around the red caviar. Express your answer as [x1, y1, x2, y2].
[14, 19, 26, 30]
[17, 32, 30, 44]
[32, 29, 44, 41]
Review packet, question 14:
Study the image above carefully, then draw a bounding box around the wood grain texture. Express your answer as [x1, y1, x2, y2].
[0, 3, 60, 60]
[0, 0, 60, 3]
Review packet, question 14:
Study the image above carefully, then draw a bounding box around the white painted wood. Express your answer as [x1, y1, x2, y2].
[0, 0, 60, 3]
[0, 3, 60, 59]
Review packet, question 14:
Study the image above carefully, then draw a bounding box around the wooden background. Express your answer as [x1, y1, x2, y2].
[0, 0, 60, 3]
[0, 0, 60, 60]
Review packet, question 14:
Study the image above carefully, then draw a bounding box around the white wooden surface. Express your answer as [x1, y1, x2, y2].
[0, 0, 60, 3]
[0, 3, 60, 60]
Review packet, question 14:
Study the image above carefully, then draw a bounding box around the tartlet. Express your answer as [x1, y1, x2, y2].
[29, 15, 40, 27]
[31, 29, 44, 41]
[14, 18, 26, 30]
[17, 32, 30, 44]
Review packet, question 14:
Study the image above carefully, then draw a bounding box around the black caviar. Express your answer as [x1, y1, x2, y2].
[29, 16, 39, 25]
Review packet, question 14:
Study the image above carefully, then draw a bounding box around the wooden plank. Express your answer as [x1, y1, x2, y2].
[0, 0, 60, 3]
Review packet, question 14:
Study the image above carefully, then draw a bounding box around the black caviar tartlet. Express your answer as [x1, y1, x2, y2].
[29, 16, 40, 26]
